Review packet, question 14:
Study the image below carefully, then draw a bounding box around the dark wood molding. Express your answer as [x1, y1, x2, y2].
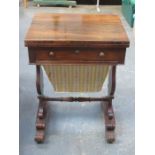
[36, 65, 44, 95]
[38, 95, 114, 102]
[108, 66, 116, 96]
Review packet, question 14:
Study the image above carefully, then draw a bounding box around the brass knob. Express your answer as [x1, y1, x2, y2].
[99, 52, 105, 56]
[75, 50, 80, 54]
[49, 51, 54, 56]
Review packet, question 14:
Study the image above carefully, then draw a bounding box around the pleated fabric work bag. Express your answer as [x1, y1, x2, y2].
[43, 64, 109, 92]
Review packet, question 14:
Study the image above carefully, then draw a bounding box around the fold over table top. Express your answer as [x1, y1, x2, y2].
[25, 13, 129, 48]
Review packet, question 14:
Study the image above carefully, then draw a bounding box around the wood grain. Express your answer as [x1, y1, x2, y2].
[28, 47, 126, 64]
[25, 13, 129, 48]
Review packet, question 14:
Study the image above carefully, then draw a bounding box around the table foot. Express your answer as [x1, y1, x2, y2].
[35, 100, 47, 143]
[35, 129, 45, 143]
[106, 130, 115, 143]
[101, 101, 116, 143]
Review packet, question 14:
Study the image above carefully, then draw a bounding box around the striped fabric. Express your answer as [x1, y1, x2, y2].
[43, 64, 109, 92]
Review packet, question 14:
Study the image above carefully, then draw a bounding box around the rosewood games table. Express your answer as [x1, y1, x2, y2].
[25, 13, 129, 143]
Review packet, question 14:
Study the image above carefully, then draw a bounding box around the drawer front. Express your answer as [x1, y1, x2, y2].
[28, 48, 126, 64]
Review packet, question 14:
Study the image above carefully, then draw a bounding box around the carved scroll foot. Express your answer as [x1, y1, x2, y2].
[101, 101, 116, 143]
[35, 129, 45, 143]
[106, 130, 115, 143]
[35, 100, 47, 143]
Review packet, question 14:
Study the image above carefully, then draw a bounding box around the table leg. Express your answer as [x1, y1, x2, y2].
[35, 65, 48, 143]
[101, 65, 116, 143]
[35, 100, 47, 143]
[34, 65, 117, 143]
[101, 100, 115, 143]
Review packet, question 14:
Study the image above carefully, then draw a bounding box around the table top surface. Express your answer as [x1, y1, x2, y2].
[25, 13, 129, 48]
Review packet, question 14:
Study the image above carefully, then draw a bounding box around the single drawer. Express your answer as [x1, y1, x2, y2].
[28, 47, 126, 64]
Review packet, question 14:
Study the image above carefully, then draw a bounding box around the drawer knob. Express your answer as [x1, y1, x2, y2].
[99, 52, 105, 56]
[75, 50, 80, 54]
[49, 51, 54, 56]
